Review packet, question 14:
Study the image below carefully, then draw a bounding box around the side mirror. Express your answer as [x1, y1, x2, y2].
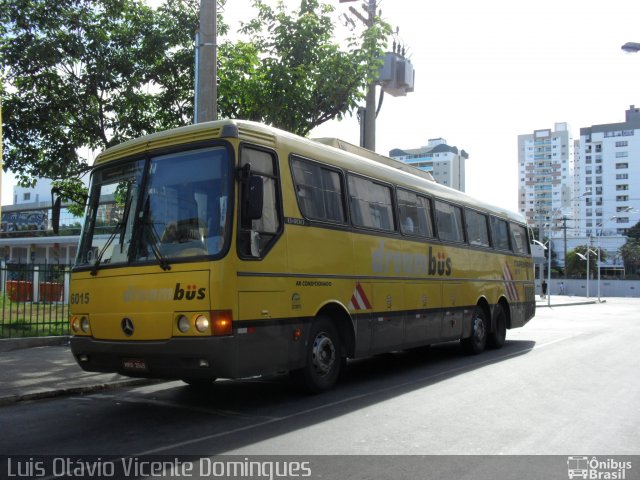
[51, 188, 62, 234]
[245, 175, 263, 221]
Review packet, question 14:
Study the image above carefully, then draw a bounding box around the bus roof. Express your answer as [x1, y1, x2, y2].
[94, 119, 526, 225]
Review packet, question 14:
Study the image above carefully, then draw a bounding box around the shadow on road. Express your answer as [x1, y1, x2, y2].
[130, 339, 536, 455]
[1, 339, 536, 455]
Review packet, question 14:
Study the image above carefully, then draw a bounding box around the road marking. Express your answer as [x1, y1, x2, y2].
[535, 334, 583, 350]
[91, 392, 274, 420]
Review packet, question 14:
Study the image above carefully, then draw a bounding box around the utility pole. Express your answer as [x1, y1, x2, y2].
[341, 0, 414, 150]
[195, 0, 217, 123]
[343, 0, 377, 150]
[363, 0, 377, 151]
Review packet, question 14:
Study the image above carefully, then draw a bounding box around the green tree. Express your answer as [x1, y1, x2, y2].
[1, 0, 389, 210]
[626, 220, 640, 241]
[619, 240, 640, 277]
[619, 221, 640, 277]
[565, 245, 607, 279]
[220, 0, 390, 135]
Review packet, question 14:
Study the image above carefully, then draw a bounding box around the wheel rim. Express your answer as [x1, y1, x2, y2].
[311, 331, 336, 376]
[472, 314, 486, 347]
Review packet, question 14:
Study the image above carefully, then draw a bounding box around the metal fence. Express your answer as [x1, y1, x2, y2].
[0, 263, 71, 338]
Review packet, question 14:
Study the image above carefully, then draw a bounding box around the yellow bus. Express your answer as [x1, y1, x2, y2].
[66, 119, 535, 392]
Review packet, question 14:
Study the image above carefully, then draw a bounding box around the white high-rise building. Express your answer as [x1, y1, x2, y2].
[518, 107, 640, 277]
[572, 105, 640, 276]
[577, 105, 640, 238]
[389, 138, 468, 192]
[517, 122, 576, 239]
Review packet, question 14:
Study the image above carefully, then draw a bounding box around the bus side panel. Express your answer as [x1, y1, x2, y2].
[403, 282, 442, 348]
[369, 282, 404, 353]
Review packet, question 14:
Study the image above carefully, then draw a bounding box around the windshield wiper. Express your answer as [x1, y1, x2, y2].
[90, 223, 123, 276]
[142, 220, 171, 271]
[136, 197, 171, 271]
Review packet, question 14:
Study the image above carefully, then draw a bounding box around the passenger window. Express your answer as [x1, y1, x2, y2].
[291, 157, 345, 223]
[435, 201, 465, 243]
[465, 210, 490, 247]
[510, 223, 530, 254]
[348, 175, 395, 231]
[397, 189, 433, 237]
[238, 147, 281, 258]
[490, 217, 511, 250]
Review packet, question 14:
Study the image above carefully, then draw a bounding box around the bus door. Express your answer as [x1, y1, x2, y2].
[236, 146, 291, 374]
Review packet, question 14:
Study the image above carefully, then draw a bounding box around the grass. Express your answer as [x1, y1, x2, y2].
[0, 296, 69, 338]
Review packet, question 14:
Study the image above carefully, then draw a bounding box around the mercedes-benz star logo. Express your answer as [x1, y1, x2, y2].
[121, 317, 135, 337]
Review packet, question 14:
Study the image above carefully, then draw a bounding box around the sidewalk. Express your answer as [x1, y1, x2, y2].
[535, 295, 598, 308]
[0, 340, 157, 406]
[0, 296, 599, 406]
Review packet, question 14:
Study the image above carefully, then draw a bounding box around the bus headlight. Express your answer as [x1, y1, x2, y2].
[195, 315, 210, 333]
[177, 315, 190, 333]
[71, 316, 81, 333]
[80, 316, 91, 334]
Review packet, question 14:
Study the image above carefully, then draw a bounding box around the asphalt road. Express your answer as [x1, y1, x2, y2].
[1, 298, 639, 479]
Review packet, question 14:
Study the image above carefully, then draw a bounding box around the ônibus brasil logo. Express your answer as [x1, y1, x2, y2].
[567, 456, 633, 480]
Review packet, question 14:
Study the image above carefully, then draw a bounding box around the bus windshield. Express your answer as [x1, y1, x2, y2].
[76, 146, 231, 270]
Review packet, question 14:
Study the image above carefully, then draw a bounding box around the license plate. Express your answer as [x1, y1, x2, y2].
[122, 358, 148, 371]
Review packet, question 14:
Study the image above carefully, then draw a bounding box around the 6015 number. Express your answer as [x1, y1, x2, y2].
[70, 293, 90, 305]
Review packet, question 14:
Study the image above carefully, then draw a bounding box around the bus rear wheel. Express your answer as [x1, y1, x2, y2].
[488, 304, 507, 349]
[291, 316, 343, 394]
[461, 306, 487, 355]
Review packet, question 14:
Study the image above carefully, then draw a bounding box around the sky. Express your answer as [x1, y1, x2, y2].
[3, 0, 640, 211]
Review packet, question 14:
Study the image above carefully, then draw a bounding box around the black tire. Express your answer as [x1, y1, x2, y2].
[461, 306, 488, 355]
[488, 304, 507, 349]
[182, 378, 217, 388]
[291, 316, 343, 394]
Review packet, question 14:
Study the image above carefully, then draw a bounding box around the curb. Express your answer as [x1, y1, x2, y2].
[0, 336, 69, 353]
[536, 300, 598, 308]
[0, 378, 162, 407]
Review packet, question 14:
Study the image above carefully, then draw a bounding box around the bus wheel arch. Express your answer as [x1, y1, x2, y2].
[316, 302, 355, 358]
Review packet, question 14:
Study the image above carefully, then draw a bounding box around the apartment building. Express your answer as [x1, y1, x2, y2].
[519, 107, 640, 277]
[389, 138, 468, 192]
[517, 122, 576, 238]
[578, 105, 640, 238]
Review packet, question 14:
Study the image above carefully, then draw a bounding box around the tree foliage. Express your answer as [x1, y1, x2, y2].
[565, 245, 607, 279]
[220, 0, 390, 136]
[0, 0, 191, 184]
[1, 0, 390, 210]
[619, 221, 640, 277]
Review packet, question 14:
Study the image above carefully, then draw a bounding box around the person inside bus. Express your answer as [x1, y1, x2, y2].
[402, 215, 415, 233]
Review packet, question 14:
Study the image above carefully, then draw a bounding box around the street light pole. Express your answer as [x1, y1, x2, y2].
[547, 220, 552, 307]
[585, 243, 590, 298]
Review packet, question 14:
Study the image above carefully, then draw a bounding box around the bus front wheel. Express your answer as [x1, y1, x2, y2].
[461, 306, 488, 355]
[292, 317, 343, 393]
